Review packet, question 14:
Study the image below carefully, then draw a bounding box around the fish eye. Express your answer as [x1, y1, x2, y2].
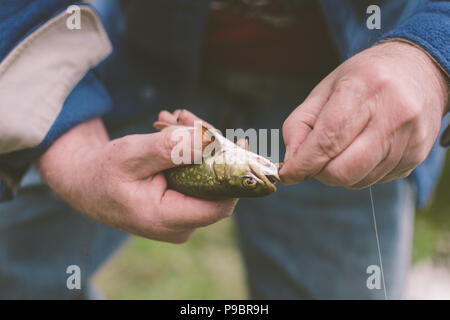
[243, 177, 257, 187]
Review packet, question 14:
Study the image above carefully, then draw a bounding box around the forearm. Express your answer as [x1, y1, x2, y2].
[37, 118, 109, 213]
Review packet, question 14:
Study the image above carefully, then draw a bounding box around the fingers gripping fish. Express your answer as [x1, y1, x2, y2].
[154, 122, 281, 199]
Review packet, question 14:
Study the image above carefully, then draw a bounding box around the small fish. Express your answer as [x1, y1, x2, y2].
[154, 122, 281, 199]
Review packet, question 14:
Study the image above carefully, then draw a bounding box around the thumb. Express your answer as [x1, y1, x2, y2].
[111, 127, 199, 178]
[282, 75, 334, 163]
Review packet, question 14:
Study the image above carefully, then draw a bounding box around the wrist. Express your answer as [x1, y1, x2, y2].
[376, 40, 449, 115]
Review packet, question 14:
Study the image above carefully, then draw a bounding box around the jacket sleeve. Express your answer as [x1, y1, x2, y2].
[378, 1, 449, 207]
[377, 1, 450, 147]
[0, 1, 113, 201]
[378, 2, 449, 78]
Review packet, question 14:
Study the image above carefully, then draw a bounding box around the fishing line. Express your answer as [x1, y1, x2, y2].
[369, 185, 388, 300]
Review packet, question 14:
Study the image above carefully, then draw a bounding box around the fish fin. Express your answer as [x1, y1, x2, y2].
[199, 125, 226, 158]
[154, 122, 221, 154]
[201, 125, 215, 149]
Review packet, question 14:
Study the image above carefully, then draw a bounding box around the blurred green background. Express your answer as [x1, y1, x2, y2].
[95, 154, 450, 299]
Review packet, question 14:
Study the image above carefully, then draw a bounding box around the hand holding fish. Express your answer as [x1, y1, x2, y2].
[155, 109, 281, 199]
[280, 41, 448, 188]
[37, 117, 237, 243]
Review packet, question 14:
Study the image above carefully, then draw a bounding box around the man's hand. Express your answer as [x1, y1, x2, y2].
[37, 110, 237, 243]
[280, 41, 448, 188]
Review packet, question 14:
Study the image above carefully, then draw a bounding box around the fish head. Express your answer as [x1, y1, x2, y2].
[211, 142, 281, 198]
[155, 121, 281, 198]
[242, 151, 281, 196]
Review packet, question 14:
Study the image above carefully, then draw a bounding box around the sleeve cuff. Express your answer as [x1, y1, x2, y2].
[0, 4, 112, 155]
[378, 2, 449, 147]
[0, 70, 112, 202]
[378, 2, 449, 77]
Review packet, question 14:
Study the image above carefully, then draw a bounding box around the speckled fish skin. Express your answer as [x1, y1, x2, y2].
[164, 161, 276, 199]
[158, 124, 281, 200]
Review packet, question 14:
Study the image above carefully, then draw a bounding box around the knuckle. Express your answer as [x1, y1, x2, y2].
[396, 95, 422, 125]
[163, 131, 177, 153]
[298, 110, 318, 130]
[410, 150, 429, 166]
[282, 117, 296, 138]
[400, 170, 413, 178]
[157, 131, 180, 161]
[338, 64, 394, 98]
[316, 175, 338, 187]
[335, 76, 360, 92]
[347, 176, 374, 190]
[409, 124, 429, 149]
[339, 176, 357, 188]
[334, 76, 370, 98]
[367, 64, 393, 87]
[405, 102, 422, 123]
[323, 166, 355, 187]
[316, 129, 341, 158]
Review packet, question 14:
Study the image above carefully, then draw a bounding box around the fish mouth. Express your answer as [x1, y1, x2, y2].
[248, 162, 281, 193]
[266, 174, 281, 185]
[267, 163, 282, 185]
[264, 174, 280, 193]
